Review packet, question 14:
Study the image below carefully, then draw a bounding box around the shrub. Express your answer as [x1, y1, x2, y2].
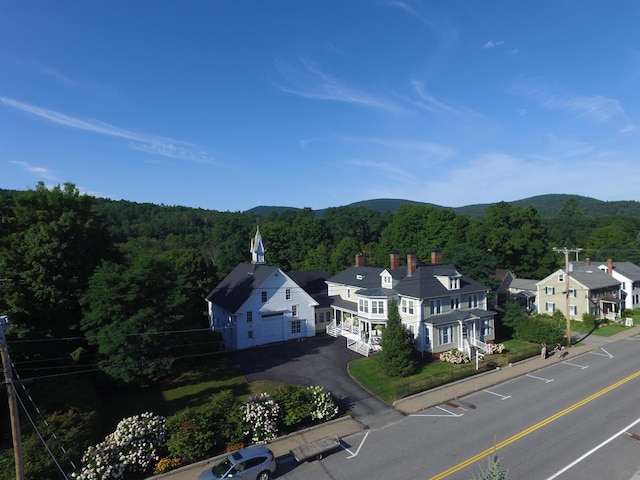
[582, 313, 597, 330]
[307, 386, 339, 422]
[72, 412, 166, 480]
[153, 457, 182, 475]
[440, 349, 470, 364]
[514, 316, 564, 345]
[241, 393, 281, 443]
[271, 385, 313, 428]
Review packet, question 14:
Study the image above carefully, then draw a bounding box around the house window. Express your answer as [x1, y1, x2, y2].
[481, 320, 491, 336]
[558, 273, 564, 282]
[438, 326, 453, 345]
[402, 299, 414, 314]
[291, 319, 301, 334]
[261, 291, 267, 302]
[247, 311, 253, 323]
[545, 286, 556, 295]
[450, 296, 460, 310]
[449, 278, 460, 290]
[292, 305, 298, 317]
[247, 330, 253, 339]
[372, 300, 384, 315]
[569, 305, 577, 315]
[468, 294, 479, 308]
[568, 288, 577, 297]
[545, 302, 555, 312]
[347, 289, 351, 299]
[359, 298, 369, 313]
[430, 299, 442, 315]
[285, 288, 291, 300]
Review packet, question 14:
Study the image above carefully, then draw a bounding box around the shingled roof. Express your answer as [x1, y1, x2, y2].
[205, 263, 277, 313]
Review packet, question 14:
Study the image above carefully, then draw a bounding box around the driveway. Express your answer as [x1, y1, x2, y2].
[232, 335, 403, 428]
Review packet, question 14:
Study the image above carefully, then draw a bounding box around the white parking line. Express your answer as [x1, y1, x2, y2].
[411, 405, 464, 417]
[546, 416, 640, 479]
[562, 361, 589, 369]
[345, 430, 369, 459]
[525, 373, 554, 383]
[483, 389, 511, 400]
[588, 348, 613, 358]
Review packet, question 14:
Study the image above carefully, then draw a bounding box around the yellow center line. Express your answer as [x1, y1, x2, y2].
[429, 369, 640, 480]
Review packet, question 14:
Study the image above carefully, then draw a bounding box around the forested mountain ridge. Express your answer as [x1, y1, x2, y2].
[247, 194, 640, 218]
[3, 188, 639, 218]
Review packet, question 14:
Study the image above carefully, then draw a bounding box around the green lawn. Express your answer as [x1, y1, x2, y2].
[348, 340, 540, 404]
[101, 353, 286, 428]
[570, 316, 637, 338]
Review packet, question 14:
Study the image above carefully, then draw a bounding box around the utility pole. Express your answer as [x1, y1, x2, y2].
[0, 316, 25, 480]
[553, 247, 584, 348]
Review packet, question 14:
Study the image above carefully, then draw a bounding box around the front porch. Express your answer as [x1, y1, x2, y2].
[326, 316, 383, 357]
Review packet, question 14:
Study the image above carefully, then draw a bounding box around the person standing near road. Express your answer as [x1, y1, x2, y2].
[541, 343, 547, 359]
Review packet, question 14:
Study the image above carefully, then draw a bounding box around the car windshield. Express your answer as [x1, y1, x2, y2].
[211, 456, 233, 478]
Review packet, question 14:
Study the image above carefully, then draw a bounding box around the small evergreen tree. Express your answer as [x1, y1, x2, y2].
[472, 452, 509, 480]
[378, 298, 416, 377]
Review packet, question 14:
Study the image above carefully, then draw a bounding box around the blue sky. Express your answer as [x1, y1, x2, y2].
[2, 1, 639, 212]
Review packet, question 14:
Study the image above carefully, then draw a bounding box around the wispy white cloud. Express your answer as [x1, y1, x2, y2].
[383, 1, 458, 43]
[349, 158, 416, 181]
[9, 160, 57, 181]
[0, 96, 214, 163]
[513, 79, 625, 123]
[410, 80, 461, 115]
[483, 40, 505, 49]
[275, 58, 407, 114]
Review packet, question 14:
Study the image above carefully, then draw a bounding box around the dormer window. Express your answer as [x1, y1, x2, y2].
[449, 278, 460, 290]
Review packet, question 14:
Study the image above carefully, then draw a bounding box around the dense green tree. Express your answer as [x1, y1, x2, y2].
[0, 183, 113, 368]
[378, 299, 416, 377]
[330, 237, 362, 273]
[80, 250, 212, 384]
[442, 244, 498, 285]
[376, 205, 461, 264]
[473, 202, 554, 278]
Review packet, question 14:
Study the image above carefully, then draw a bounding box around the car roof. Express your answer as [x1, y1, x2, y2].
[229, 445, 271, 464]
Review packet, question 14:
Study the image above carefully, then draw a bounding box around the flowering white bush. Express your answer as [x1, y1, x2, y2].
[72, 412, 166, 480]
[307, 386, 338, 422]
[489, 343, 506, 354]
[242, 393, 281, 443]
[440, 349, 470, 364]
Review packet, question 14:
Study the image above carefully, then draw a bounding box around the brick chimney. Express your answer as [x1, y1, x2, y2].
[407, 251, 417, 276]
[390, 250, 400, 270]
[431, 249, 442, 265]
[607, 258, 613, 276]
[355, 253, 366, 267]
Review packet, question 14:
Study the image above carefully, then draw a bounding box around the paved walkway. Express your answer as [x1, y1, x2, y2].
[150, 326, 638, 479]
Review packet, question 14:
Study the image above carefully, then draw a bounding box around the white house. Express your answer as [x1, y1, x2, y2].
[597, 259, 640, 311]
[205, 227, 318, 350]
[326, 250, 496, 358]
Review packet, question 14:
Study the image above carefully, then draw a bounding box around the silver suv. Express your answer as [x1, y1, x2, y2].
[198, 445, 276, 480]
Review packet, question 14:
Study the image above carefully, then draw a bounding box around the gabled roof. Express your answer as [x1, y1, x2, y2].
[205, 263, 278, 313]
[394, 264, 488, 299]
[429, 308, 496, 326]
[568, 263, 620, 290]
[610, 261, 640, 281]
[287, 270, 330, 295]
[509, 278, 539, 291]
[327, 265, 385, 289]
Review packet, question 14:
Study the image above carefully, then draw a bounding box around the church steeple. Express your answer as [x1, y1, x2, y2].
[250, 226, 266, 264]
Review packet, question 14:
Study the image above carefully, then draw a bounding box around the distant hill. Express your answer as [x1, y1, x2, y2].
[247, 194, 640, 219]
[3, 188, 640, 219]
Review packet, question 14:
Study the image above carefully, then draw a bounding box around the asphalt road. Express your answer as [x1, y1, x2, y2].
[274, 334, 640, 480]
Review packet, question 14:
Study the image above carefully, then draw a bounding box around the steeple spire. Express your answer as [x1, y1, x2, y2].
[250, 226, 266, 264]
